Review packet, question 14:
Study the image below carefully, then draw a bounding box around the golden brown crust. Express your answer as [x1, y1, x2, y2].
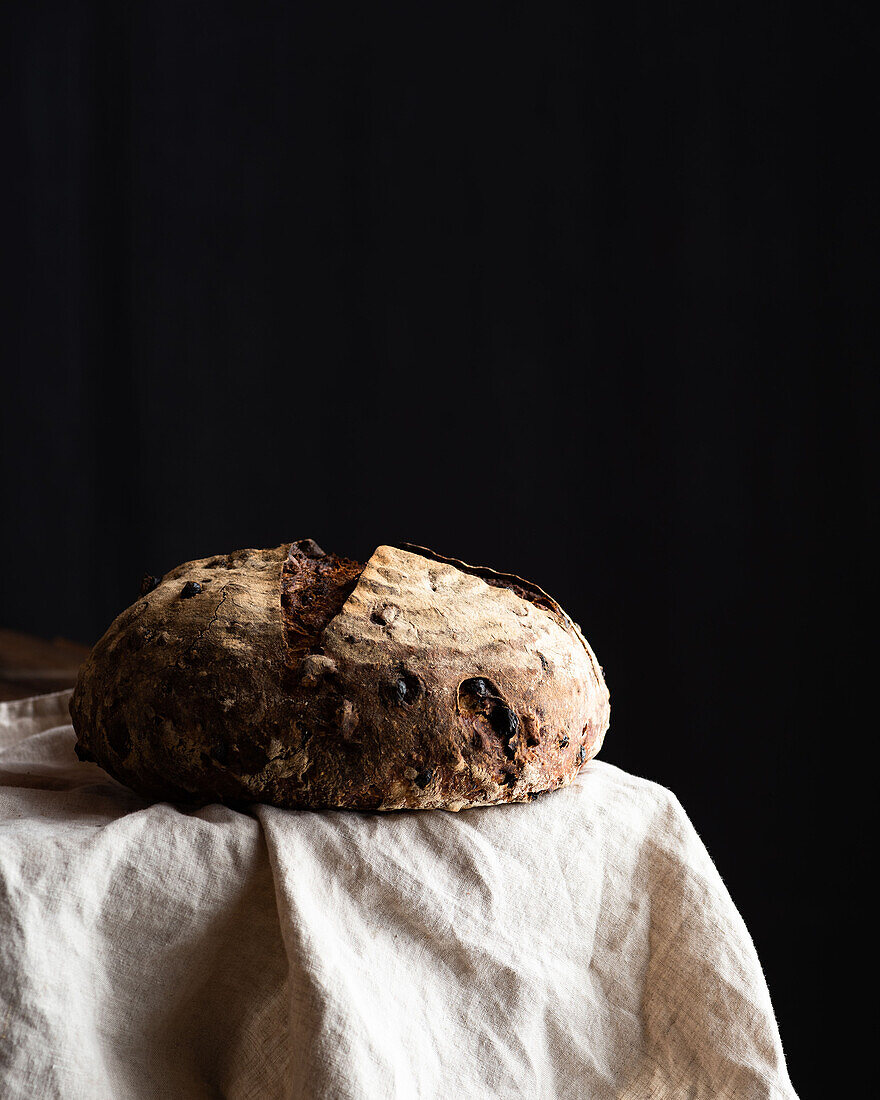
[70, 542, 610, 811]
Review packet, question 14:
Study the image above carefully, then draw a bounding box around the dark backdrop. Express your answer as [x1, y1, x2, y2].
[2, 1, 871, 1090]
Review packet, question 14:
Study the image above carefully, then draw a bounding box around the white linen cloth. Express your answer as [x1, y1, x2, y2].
[0, 691, 797, 1099]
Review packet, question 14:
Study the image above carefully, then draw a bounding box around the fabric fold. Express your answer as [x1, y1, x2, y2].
[1, 692, 797, 1099]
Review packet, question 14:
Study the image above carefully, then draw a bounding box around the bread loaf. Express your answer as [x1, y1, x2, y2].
[70, 540, 610, 810]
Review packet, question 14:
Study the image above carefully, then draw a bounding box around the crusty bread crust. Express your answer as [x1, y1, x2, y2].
[70, 541, 610, 811]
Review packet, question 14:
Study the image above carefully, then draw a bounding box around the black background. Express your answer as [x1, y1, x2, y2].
[2, 2, 872, 1091]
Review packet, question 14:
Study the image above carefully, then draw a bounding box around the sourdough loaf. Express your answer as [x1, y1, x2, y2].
[70, 540, 610, 810]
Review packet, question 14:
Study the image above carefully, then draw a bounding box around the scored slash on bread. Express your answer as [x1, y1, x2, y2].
[70, 540, 610, 811]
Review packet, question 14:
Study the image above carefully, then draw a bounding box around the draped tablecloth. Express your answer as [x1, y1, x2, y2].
[0, 691, 797, 1099]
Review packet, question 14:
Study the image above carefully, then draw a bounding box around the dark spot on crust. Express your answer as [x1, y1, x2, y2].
[489, 704, 518, 740]
[180, 581, 202, 599]
[501, 772, 517, 787]
[459, 678, 520, 759]
[537, 651, 549, 672]
[489, 703, 520, 759]
[212, 740, 230, 765]
[388, 671, 423, 706]
[558, 734, 569, 748]
[461, 677, 489, 700]
[414, 768, 434, 788]
[140, 574, 160, 596]
[74, 742, 97, 763]
[106, 716, 131, 759]
[577, 745, 587, 764]
[234, 740, 275, 775]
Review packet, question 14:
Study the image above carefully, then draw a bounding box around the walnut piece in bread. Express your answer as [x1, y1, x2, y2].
[70, 540, 610, 811]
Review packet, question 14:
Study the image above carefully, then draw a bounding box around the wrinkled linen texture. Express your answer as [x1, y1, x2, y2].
[0, 691, 797, 1099]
